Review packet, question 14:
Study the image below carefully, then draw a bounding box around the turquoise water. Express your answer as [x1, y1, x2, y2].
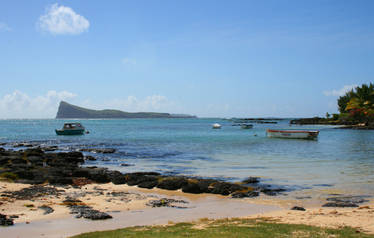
[0, 119, 373, 196]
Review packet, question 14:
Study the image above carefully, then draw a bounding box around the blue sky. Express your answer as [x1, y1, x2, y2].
[0, 0, 373, 118]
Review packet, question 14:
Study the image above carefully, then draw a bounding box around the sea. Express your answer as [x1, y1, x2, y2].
[1, 118, 373, 198]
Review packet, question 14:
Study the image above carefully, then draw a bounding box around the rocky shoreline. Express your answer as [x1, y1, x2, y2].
[0, 145, 286, 226]
[0, 147, 283, 198]
[290, 117, 374, 129]
[0, 144, 372, 229]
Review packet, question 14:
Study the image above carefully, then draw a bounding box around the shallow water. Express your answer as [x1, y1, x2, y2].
[0, 118, 373, 196]
[1, 196, 279, 238]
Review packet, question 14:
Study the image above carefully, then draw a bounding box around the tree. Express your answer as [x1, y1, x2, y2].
[337, 83, 374, 122]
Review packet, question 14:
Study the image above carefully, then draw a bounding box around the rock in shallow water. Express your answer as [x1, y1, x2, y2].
[38, 205, 54, 215]
[242, 177, 260, 184]
[63, 198, 112, 220]
[231, 190, 259, 198]
[80, 148, 116, 154]
[0, 213, 14, 226]
[322, 202, 359, 208]
[291, 206, 306, 211]
[322, 196, 369, 208]
[147, 198, 188, 208]
[157, 177, 188, 190]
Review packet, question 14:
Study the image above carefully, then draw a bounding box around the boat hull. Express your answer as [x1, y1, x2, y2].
[55, 129, 85, 135]
[266, 129, 319, 140]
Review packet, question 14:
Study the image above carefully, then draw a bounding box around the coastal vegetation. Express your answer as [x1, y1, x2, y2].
[71, 218, 374, 238]
[291, 83, 374, 128]
[337, 83, 374, 124]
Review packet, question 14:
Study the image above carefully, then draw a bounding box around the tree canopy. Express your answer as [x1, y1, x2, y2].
[337, 83, 374, 122]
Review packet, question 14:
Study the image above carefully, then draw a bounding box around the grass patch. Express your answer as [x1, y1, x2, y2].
[70, 218, 374, 238]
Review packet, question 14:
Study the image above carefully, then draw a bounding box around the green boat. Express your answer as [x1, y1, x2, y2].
[55, 123, 85, 135]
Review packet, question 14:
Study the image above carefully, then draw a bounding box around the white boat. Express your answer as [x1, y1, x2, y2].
[266, 129, 319, 140]
[212, 123, 222, 129]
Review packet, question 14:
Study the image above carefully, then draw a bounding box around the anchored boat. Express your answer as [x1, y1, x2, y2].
[266, 129, 319, 140]
[212, 123, 222, 129]
[55, 123, 86, 135]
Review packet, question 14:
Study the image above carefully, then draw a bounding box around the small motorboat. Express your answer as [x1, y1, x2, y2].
[212, 123, 222, 129]
[55, 123, 86, 135]
[240, 124, 253, 129]
[266, 129, 319, 140]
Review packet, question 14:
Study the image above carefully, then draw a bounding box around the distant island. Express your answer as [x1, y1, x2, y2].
[56, 101, 196, 119]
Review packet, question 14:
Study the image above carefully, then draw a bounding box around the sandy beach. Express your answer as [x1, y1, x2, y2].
[1, 180, 373, 238]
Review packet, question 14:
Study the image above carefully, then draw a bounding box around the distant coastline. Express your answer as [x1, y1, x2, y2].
[290, 117, 374, 129]
[56, 101, 196, 119]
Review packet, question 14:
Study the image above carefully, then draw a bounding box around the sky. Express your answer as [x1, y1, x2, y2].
[0, 0, 373, 118]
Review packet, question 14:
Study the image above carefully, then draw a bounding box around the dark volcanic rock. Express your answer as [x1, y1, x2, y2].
[41, 146, 58, 152]
[322, 202, 359, 208]
[24, 148, 44, 157]
[259, 185, 287, 196]
[181, 179, 216, 194]
[39, 205, 54, 215]
[210, 182, 245, 195]
[326, 196, 368, 204]
[0, 213, 14, 226]
[136, 175, 159, 189]
[86, 168, 111, 183]
[146, 198, 188, 208]
[63, 198, 112, 220]
[74, 206, 112, 220]
[124, 172, 161, 186]
[13, 142, 34, 148]
[231, 190, 259, 198]
[3, 185, 61, 200]
[80, 148, 116, 154]
[84, 156, 96, 161]
[0, 147, 286, 199]
[291, 206, 306, 211]
[242, 177, 260, 184]
[57, 152, 84, 164]
[322, 196, 369, 208]
[157, 177, 188, 190]
[107, 171, 126, 185]
[182, 181, 203, 194]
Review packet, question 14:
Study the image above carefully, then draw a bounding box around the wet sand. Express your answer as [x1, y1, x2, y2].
[1, 181, 374, 238]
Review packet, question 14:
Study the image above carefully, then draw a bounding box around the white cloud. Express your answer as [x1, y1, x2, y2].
[323, 84, 357, 97]
[38, 3, 89, 35]
[0, 22, 11, 32]
[121, 58, 137, 65]
[0, 90, 76, 119]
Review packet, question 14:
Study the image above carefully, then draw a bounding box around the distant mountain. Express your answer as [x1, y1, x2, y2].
[56, 101, 196, 119]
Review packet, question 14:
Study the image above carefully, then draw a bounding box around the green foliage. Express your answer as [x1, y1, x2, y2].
[332, 113, 340, 120]
[337, 83, 374, 122]
[0, 172, 18, 181]
[71, 218, 374, 238]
